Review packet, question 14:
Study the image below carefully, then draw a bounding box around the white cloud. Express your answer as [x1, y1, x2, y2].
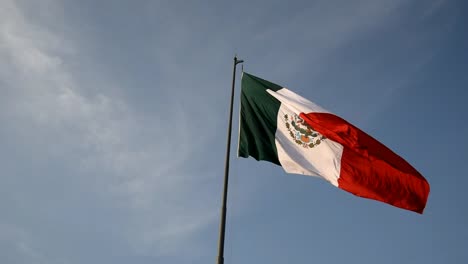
[0, 0, 217, 261]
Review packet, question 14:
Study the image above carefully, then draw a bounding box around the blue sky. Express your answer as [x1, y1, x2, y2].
[1, 0, 467, 263]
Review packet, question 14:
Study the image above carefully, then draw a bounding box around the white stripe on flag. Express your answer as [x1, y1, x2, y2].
[273, 95, 343, 186]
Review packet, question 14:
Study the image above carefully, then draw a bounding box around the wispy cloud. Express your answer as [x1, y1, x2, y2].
[0, 0, 217, 262]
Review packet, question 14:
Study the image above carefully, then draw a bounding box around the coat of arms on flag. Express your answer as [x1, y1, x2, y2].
[284, 113, 326, 149]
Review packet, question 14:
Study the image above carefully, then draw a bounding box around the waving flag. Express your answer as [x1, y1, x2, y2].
[238, 72, 430, 213]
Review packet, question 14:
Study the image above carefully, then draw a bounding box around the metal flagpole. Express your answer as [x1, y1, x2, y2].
[217, 56, 243, 264]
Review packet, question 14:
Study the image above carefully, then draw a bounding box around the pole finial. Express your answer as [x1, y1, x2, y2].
[234, 54, 244, 65]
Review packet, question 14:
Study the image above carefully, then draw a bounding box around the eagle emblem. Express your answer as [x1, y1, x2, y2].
[284, 114, 326, 148]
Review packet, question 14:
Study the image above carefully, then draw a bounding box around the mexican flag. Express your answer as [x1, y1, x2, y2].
[238, 72, 430, 213]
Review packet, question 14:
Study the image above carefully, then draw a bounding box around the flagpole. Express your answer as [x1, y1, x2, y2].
[217, 56, 243, 264]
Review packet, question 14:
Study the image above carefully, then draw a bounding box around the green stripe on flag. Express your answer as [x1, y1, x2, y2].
[238, 73, 282, 165]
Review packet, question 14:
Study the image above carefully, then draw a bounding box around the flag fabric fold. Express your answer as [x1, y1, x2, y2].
[238, 72, 430, 213]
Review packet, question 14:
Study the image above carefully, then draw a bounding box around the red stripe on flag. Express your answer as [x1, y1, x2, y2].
[299, 112, 430, 213]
